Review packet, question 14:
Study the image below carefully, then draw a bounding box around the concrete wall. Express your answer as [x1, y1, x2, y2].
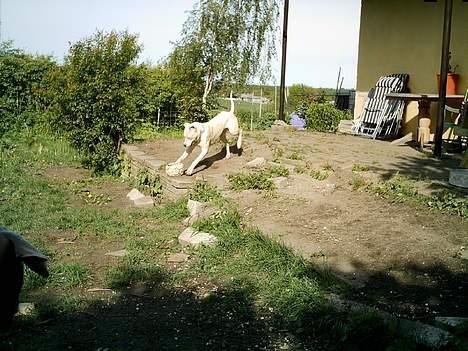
[354, 0, 468, 138]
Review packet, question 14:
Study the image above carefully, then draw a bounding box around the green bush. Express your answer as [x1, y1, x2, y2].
[0, 41, 56, 137]
[302, 103, 352, 133]
[46, 30, 144, 174]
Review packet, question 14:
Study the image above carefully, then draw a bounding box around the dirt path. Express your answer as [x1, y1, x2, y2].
[136, 130, 468, 319]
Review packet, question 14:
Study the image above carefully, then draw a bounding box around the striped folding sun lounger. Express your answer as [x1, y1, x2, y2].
[354, 74, 409, 139]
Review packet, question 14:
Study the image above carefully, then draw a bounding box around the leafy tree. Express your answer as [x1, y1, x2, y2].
[46, 31, 144, 173]
[168, 0, 280, 113]
[138, 65, 176, 122]
[0, 41, 56, 137]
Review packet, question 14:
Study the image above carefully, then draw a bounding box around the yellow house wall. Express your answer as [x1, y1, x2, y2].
[354, 0, 468, 139]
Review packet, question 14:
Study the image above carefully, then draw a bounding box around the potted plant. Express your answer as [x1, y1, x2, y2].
[437, 51, 459, 95]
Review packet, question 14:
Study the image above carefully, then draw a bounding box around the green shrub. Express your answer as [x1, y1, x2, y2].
[189, 180, 223, 204]
[302, 103, 352, 133]
[228, 172, 274, 191]
[0, 41, 56, 137]
[46, 30, 144, 174]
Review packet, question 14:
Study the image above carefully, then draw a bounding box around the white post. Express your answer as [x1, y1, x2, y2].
[274, 86, 277, 114]
[259, 87, 263, 122]
[250, 90, 254, 131]
[157, 107, 161, 127]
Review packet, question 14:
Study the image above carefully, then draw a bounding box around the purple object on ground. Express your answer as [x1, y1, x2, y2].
[290, 112, 306, 130]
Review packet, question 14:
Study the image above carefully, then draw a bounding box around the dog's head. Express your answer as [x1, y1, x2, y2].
[183, 122, 204, 148]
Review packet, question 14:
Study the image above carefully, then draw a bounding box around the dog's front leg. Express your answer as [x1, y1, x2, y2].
[175, 145, 194, 164]
[186, 146, 208, 176]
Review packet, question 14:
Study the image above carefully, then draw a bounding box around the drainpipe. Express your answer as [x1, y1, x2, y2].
[278, 0, 289, 121]
[434, 0, 453, 157]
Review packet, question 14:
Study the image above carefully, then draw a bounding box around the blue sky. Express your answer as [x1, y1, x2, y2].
[2, 0, 361, 88]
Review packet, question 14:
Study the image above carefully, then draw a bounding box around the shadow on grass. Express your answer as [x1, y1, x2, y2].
[331, 258, 468, 321]
[368, 152, 462, 184]
[4, 270, 274, 351]
[4, 259, 466, 350]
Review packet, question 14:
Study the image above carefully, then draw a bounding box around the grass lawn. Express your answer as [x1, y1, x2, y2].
[1, 130, 464, 350]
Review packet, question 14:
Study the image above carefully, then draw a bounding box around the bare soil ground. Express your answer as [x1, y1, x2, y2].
[136, 130, 468, 320]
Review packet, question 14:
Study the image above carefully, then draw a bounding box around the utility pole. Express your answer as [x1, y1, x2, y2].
[278, 0, 289, 121]
[0, 0, 2, 43]
[434, 0, 454, 157]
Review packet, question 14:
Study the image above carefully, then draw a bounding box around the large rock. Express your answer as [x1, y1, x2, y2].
[188, 199, 205, 217]
[134, 196, 155, 208]
[179, 227, 218, 248]
[449, 169, 468, 189]
[183, 199, 219, 225]
[127, 188, 145, 201]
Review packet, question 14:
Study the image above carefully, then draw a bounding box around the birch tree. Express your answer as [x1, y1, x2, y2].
[169, 0, 280, 108]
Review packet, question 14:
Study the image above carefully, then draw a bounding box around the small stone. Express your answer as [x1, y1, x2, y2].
[127, 188, 145, 201]
[245, 157, 266, 169]
[167, 253, 190, 263]
[273, 120, 288, 127]
[188, 199, 205, 217]
[183, 200, 219, 225]
[134, 196, 154, 208]
[459, 250, 468, 261]
[273, 176, 288, 188]
[178, 227, 218, 248]
[105, 249, 128, 257]
[17, 303, 35, 316]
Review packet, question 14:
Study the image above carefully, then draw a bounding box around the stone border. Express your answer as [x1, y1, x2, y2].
[121, 144, 195, 199]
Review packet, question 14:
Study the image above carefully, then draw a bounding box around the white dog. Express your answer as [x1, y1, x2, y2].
[175, 94, 242, 176]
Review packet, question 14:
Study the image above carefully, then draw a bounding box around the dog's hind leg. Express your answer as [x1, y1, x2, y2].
[220, 130, 231, 159]
[236, 128, 243, 150]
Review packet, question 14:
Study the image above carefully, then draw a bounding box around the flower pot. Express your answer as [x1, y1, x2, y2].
[437, 73, 459, 95]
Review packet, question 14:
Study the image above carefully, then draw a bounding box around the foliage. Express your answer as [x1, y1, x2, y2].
[302, 102, 352, 133]
[228, 165, 288, 191]
[0, 41, 56, 137]
[228, 172, 274, 191]
[372, 174, 468, 218]
[288, 84, 332, 112]
[352, 163, 370, 172]
[134, 169, 162, 197]
[45, 30, 144, 174]
[236, 110, 277, 131]
[189, 180, 224, 204]
[311, 169, 330, 181]
[136, 64, 176, 123]
[168, 0, 280, 110]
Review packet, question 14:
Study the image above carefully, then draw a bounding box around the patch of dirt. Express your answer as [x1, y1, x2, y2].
[41, 166, 91, 181]
[69, 181, 137, 210]
[136, 130, 468, 320]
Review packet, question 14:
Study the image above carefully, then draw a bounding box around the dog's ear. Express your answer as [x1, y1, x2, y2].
[184, 123, 190, 128]
[196, 123, 205, 133]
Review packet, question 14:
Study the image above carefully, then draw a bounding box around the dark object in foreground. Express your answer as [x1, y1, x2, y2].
[0, 227, 49, 332]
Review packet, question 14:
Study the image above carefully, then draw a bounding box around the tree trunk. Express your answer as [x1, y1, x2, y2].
[202, 68, 213, 108]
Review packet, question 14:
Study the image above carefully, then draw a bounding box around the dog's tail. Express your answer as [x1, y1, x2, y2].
[229, 91, 235, 113]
